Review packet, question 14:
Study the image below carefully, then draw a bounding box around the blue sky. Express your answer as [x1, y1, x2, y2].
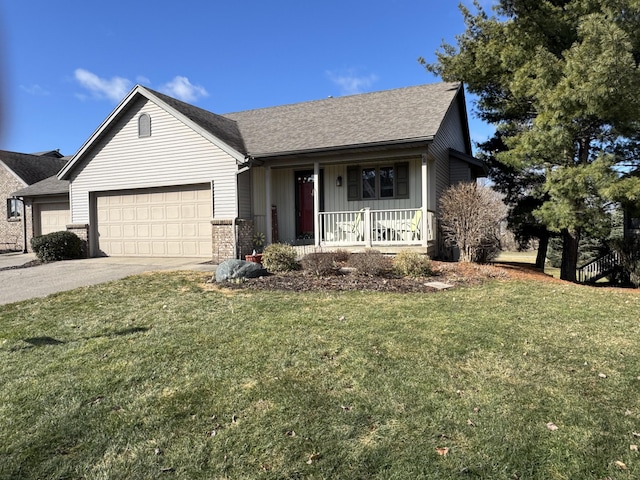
[0, 0, 495, 156]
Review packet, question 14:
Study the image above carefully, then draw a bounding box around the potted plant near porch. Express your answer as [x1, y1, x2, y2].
[245, 232, 265, 263]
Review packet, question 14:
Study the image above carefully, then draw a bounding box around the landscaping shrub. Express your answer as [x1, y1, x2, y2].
[261, 243, 299, 273]
[30, 231, 83, 262]
[393, 250, 432, 277]
[347, 249, 391, 276]
[333, 249, 350, 263]
[439, 182, 506, 263]
[301, 251, 339, 276]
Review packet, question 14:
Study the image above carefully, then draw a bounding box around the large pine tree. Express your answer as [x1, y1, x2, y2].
[425, 0, 640, 281]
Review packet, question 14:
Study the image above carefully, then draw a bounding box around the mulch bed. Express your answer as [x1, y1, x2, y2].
[219, 261, 561, 293]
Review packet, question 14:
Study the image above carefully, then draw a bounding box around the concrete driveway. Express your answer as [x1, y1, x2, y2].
[0, 253, 217, 305]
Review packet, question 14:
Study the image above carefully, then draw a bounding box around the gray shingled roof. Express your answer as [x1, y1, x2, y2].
[12, 175, 70, 197]
[223, 82, 462, 157]
[0, 150, 68, 185]
[145, 88, 246, 154]
[60, 82, 467, 182]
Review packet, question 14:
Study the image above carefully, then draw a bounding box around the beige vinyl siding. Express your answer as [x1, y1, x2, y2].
[430, 95, 468, 205]
[70, 97, 238, 224]
[251, 167, 267, 235]
[237, 170, 252, 219]
[271, 169, 296, 242]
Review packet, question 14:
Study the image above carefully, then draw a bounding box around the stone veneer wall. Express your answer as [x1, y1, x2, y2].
[211, 219, 255, 264]
[211, 219, 235, 264]
[0, 168, 27, 251]
[66, 224, 89, 258]
[236, 219, 254, 259]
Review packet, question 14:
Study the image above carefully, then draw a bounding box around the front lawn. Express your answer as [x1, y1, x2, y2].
[1, 272, 640, 479]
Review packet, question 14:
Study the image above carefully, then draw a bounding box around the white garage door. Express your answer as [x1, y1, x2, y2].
[38, 203, 70, 235]
[96, 184, 212, 257]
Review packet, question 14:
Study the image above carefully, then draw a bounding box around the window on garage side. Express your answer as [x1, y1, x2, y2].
[138, 113, 151, 138]
[6, 198, 21, 220]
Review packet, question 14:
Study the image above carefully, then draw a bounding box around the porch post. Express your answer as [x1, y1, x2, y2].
[421, 153, 429, 248]
[313, 161, 320, 247]
[265, 165, 272, 245]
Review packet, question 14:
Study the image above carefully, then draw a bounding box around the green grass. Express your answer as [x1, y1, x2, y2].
[2, 272, 640, 479]
[496, 250, 562, 279]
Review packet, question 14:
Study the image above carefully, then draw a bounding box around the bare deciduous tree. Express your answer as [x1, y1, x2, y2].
[439, 182, 507, 263]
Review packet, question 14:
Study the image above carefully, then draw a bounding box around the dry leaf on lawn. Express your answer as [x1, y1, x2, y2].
[615, 460, 627, 470]
[436, 447, 449, 456]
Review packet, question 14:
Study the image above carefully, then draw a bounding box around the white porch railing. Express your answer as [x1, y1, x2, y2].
[319, 208, 435, 247]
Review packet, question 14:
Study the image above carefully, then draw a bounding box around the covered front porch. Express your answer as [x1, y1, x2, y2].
[249, 151, 436, 254]
[319, 207, 435, 249]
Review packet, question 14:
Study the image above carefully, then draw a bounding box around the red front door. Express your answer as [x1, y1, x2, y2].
[296, 171, 314, 240]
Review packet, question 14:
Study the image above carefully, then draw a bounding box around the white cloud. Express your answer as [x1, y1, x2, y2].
[74, 68, 132, 102]
[136, 75, 151, 86]
[326, 70, 378, 95]
[159, 76, 208, 102]
[20, 84, 49, 96]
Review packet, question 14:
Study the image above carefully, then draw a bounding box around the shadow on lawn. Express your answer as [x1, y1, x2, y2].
[10, 326, 150, 352]
[23, 336, 65, 346]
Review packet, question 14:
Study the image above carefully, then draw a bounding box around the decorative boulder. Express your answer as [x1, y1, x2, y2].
[215, 259, 268, 282]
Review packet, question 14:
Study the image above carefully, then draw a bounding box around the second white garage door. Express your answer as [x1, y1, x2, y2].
[96, 184, 212, 257]
[38, 202, 70, 235]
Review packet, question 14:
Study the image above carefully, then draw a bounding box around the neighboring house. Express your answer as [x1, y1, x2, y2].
[0, 150, 68, 251]
[12, 174, 70, 249]
[44, 82, 483, 262]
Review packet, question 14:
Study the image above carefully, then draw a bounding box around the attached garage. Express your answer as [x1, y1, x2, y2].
[95, 184, 212, 257]
[37, 202, 70, 235]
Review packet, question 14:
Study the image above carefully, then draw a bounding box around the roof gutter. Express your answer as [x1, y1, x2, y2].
[248, 136, 434, 160]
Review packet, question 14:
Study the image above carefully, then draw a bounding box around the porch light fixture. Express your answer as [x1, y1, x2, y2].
[336, 175, 343, 187]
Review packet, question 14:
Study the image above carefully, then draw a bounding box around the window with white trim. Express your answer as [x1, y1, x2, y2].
[347, 162, 409, 200]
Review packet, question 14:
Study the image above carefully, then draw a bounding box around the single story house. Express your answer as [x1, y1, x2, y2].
[1, 150, 68, 251]
[16, 82, 484, 262]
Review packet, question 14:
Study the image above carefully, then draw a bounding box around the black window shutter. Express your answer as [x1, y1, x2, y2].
[396, 162, 409, 199]
[347, 166, 359, 201]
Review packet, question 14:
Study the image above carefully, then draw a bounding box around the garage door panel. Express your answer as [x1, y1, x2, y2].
[166, 223, 181, 237]
[123, 225, 136, 237]
[136, 208, 149, 220]
[166, 206, 180, 219]
[151, 224, 165, 237]
[152, 242, 166, 255]
[39, 203, 70, 235]
[96, 184, 211, 257]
